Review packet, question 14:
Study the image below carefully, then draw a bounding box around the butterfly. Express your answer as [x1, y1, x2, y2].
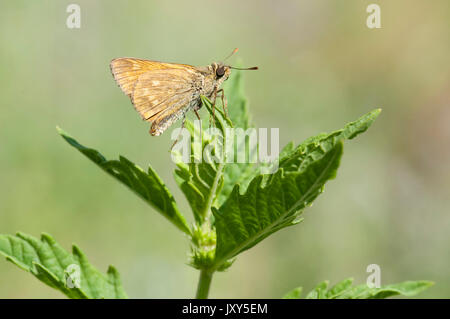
[110, 48, 257, 137]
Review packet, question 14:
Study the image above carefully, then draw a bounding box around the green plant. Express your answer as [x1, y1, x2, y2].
[0, 72, 432, 299]
[283, 278, 432, 299]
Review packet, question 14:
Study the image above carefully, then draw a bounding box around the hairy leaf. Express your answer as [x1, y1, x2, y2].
[0, 233, 127, 299]
[220, 71, 258, 205]
[212, 110, 381, 269]
[338, 280, 434, 299]
[173, 97, 228, 224]
[58, 127, 191, 236]
[173, 72, 259, 223]
[285, 278, 433, 299]
[213, 141, 343, 267]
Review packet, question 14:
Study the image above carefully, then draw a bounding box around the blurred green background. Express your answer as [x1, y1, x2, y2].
[1, 0, 449, 298]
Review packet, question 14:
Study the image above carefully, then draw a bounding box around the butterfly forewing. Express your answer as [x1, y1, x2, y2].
[110, 58, 201, 135]
[110, 58, 197, 96]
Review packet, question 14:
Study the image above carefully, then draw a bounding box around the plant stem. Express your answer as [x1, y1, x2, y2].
[195, 269, 214, 299]
[202, 163, 224, 222]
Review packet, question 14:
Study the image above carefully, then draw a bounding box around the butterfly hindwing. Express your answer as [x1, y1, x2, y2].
[149, 94, 196, 136]
[131, 69, 196, 122]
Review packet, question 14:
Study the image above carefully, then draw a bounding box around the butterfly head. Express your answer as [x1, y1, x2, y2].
[210, 48, 259, 82]
[212, 62, 231, 81]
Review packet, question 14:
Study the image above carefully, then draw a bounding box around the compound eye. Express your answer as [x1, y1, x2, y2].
[216, 66, 225, 77]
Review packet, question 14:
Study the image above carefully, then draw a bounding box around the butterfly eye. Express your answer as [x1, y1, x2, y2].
[216, 66, 225, 77]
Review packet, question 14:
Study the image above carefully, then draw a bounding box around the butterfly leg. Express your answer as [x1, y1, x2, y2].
[170, 116, 187, 151]
[194, 109, 201, 121]
[193, 100, 204, 138]
[193, 108, 203, 143]
[209, 87, 218, 128]
[217, 88, 228, 119]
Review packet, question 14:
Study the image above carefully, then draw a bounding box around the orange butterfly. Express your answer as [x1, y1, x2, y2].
[110, 49, 257, 136]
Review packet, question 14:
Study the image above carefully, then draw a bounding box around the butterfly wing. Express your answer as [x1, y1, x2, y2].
[148, 93, 197, 136]
[110, 57, 197, 97]
[110, 58, 201, 135]
[131, 69, 196, 121]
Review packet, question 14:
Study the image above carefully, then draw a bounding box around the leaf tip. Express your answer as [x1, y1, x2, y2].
[40, 233, 54, 244]
[371, 108, 382, 119]
[15, 231, 28, 240]
[71, 244, 84, 258]
[56, 126, 68, 137]
[418, 280, 435, 288]
[107, 265, 121, 279]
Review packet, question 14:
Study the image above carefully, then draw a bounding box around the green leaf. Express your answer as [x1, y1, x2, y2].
[340, 108, 381, 140]
[286, 278, 433, 299]
[223, 70, 252, 130]
[57, 127, 191, 236]
[213, 141, 343, 267]
[305, 281, 329, 299]
[173, 96, 229, 224]
[173, 72, 259, 223]
[0, 233, 128, 299]
[338, 280, 434, 299]
[220, 71, 258, 205]
[282, 287, 303, 299]
[212, 110, 381, 269]
[326, 278, 354, 298]
[278, 109, 382, 173]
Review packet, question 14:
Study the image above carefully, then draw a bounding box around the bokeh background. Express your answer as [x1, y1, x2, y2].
[1, 0, 449, 298]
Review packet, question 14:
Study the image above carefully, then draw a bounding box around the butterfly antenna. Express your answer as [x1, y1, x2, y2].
[223, 48, 239, 61]
[228, 66, 259, 70]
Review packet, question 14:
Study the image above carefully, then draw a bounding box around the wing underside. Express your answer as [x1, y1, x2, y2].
[110, 58, 200, 135]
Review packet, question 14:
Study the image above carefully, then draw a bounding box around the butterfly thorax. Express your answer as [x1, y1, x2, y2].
[191, 62, 229, 103]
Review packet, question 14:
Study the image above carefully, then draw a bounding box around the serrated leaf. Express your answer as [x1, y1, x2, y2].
[0, 233, 127, 299]
[288, 279, 433, 299]
[284, 279, 354, 300]
[213, 141, 343, 267]
[338, 280, 434, 299]
[278, 109, 382, 173]
[340, 108, 381, 140]
[326, 278, 353, 298]
[212, 110, 381, 269]
[57, 127, 191, 236]
[305, 281, 329, 299]
[33, 262, 88, 298]
[107, 265, 127, 299]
